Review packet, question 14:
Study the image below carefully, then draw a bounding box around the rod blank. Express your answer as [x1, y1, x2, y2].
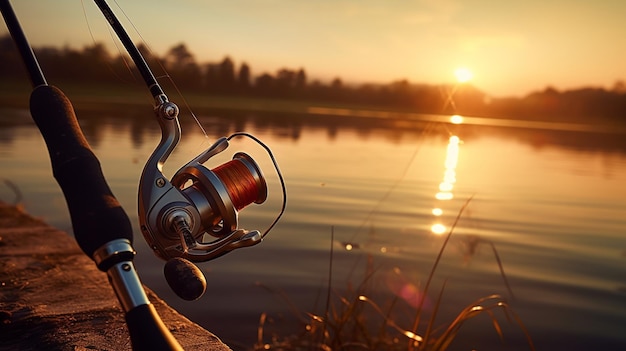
[0, 0, 47, 87]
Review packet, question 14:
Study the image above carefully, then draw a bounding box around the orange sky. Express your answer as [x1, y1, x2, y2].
[3, 0, 626, 97]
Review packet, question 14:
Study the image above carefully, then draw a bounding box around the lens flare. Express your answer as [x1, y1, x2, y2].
[384, 268, 429, 308]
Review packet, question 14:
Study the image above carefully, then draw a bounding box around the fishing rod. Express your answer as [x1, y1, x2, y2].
[0, 1, 180, 349]
[0, 0, 285, 349]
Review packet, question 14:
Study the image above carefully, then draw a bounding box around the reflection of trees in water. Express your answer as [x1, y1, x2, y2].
[130, 116, 151, 149]
[0, 108, 35, 147]
[1, 104, 626, 155]
[0, 127, 15, 147]
[619, 251, 626, 293]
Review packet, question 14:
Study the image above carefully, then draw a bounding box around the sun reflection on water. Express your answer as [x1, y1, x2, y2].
[450, 115, 464, 124]
[431, 119, 462, 235]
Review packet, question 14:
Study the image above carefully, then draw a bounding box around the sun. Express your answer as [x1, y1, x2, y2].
[454, 67, 473, 83]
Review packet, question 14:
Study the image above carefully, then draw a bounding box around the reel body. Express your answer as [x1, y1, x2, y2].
[138, 97, 274, 263]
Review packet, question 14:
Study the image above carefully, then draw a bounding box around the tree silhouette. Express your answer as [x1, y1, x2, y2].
[254, 73, 275, 96]
[295, 69, 306, 90]
[165, 43, 194, 68]
[163, 43, 201, 90]
[218, 57, 236, 93]
[237, 62, 251, 93]
[0, 35, 27, 80]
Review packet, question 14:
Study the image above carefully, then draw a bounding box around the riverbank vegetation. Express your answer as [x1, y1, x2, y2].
[1, 35, 625, 125]
[250, 203, 535, 351]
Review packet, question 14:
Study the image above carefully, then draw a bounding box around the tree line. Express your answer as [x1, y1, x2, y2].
[1, 35, 625, 124]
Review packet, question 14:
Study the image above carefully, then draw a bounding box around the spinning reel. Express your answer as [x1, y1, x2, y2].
[66, 0, 285, 301]
[138, 96, 285, 299]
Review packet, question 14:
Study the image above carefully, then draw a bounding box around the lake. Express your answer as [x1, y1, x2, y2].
[1, 103, 625, 351]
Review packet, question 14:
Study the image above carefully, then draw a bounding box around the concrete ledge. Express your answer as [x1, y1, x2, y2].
[0, 202, 232, 351]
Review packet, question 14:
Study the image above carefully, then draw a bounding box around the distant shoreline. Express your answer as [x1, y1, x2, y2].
[2, 80, 625, 130]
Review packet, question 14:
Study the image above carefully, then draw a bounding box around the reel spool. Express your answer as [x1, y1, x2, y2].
[171, 152, 267, 238]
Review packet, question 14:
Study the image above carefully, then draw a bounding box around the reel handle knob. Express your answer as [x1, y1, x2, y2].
[164, 257, 207, 301]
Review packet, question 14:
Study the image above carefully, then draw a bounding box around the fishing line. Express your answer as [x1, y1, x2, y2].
[227, 132, 287, 239]
[80, 0, 97, 48]
[346, 121, 438, 245]
[344, 119, 459, 283]
[80, 0, 139, 86]
[110, 0, 211, 144]
[343, 121, 439, 280]
[104, 23, 142, 85]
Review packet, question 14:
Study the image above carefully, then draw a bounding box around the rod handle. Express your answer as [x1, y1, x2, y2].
[29, 85, 133, 258]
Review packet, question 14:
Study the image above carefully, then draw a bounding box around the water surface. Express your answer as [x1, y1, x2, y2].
[1, 106, 625, 350]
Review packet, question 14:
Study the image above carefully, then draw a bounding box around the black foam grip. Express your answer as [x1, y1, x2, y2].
[29, 85, 133, 258]
[125, 304, 184, 351]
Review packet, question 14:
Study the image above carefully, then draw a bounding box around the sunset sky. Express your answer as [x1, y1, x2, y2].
[3, 0, 626, 97]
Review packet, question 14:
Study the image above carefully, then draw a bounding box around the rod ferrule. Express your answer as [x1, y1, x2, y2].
[93, 239, 151, 312]
[107, 260, 151, 312]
